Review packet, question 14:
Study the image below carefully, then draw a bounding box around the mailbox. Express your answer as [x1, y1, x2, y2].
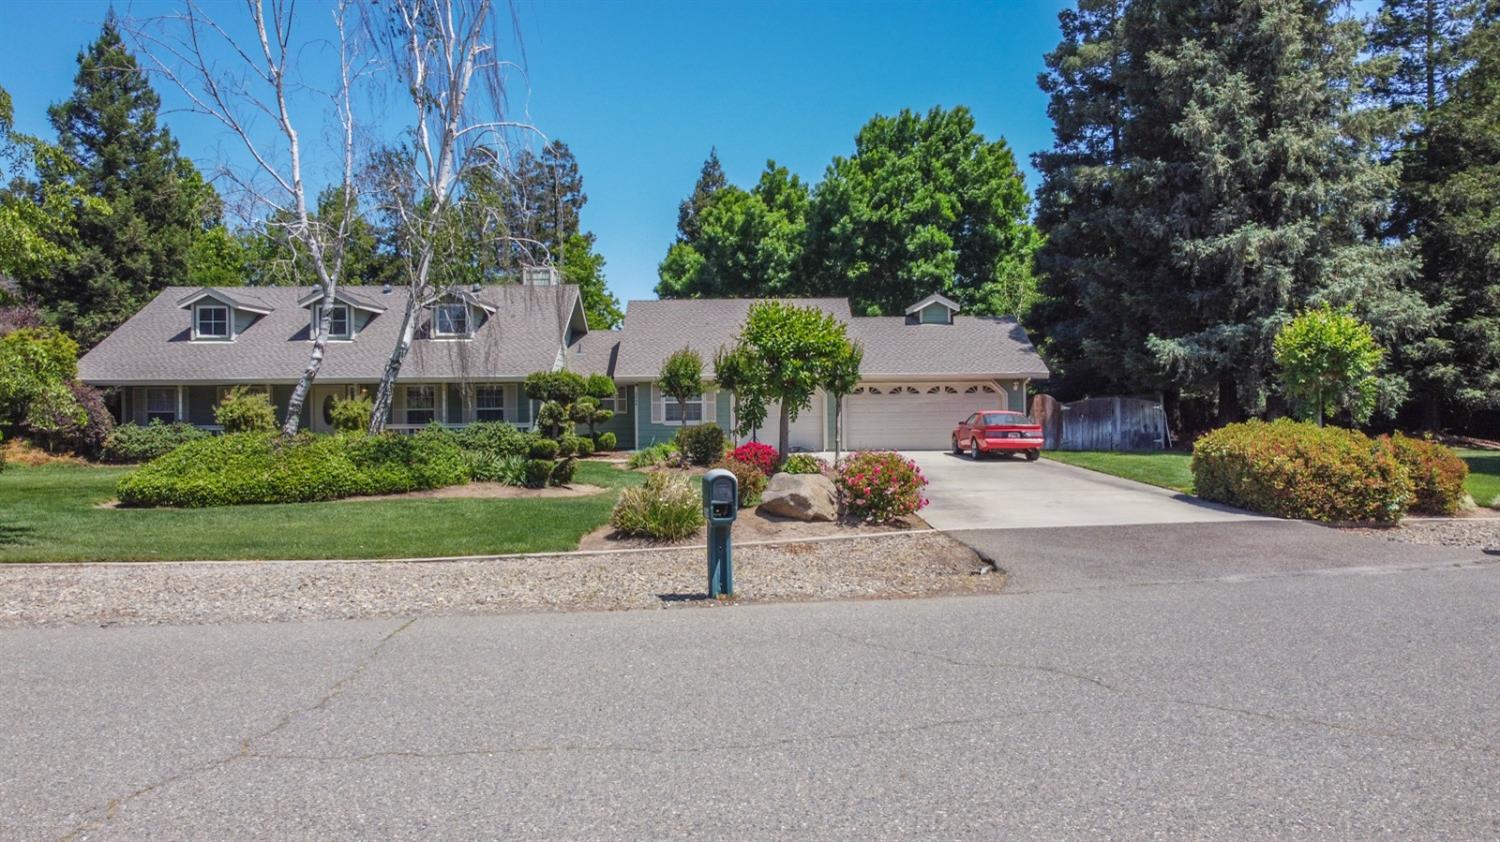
[702, 469, 738, 598]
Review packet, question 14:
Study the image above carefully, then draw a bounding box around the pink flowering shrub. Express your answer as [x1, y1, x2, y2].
[835, 451, 929, 523]
[730, 441, 779, 476]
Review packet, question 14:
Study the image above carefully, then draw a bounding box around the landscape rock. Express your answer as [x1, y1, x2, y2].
[759, 472, 839, 522]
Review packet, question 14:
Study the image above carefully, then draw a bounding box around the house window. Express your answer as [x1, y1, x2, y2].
[312, 304, 350, 338]
[433, 304, 469, 336]
[404, 386, 436, 425]
[600, 386, 627, 413]
[475, 385, 505, 421]
[655, 386, 710, 424]
[146, 388, 177, 423]
[195, 305, 229, 339]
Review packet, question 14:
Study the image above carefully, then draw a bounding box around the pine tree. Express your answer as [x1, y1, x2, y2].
[1370, 0, 1492, 428]
[676, 148, 726, 244]
[1034, 0, 1433, 424]
[27, 15, 217, 346]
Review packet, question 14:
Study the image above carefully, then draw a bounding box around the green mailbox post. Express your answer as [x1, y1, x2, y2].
[702, 468, 738, 598]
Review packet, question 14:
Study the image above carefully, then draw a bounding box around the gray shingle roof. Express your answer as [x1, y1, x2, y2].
[849, 316, 1050, 379]
[611, 298, 853, 380]
[611, 297, 1048, 381]
[79, 284, 583, 384]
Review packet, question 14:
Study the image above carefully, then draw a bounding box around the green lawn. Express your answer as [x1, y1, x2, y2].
[1042, 450, 1195, 493]
[1457, 449, 1500, 507]
[0, 460, 643, 563]
[1046, 447, 1500, 506]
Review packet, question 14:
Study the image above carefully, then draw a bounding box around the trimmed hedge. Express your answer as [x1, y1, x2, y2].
[101, 421, 209, 464]
[1385, 433, 1470, 515]
[675, 423, 726, 466]
[116, 428, 468, 507]
[455, 421, 532, 460]
[214, 387, 276, 433]
[1191, 420, 1411, 523]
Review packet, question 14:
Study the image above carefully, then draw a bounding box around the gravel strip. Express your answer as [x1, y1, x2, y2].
[1345, 517, 1500, 552]
[0, 533, 999, 629]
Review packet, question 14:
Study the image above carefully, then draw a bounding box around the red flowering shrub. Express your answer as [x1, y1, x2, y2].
[1383, 433, 1469, 515]
[1191, 419, 1411, 523]
[730, 441, 779, 476]
[835, 451, 928, 523]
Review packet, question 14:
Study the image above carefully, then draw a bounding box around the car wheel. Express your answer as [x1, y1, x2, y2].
[1026, 449, 1040, 462]
[952, 436, 962, 455]
[970, 441, 982, 461]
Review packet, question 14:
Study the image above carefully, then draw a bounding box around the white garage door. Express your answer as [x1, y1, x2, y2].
[745, 394, 825, 452]
[843, 382, 1005, 451]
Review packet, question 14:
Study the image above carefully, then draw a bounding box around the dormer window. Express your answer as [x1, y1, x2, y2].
[433, 303, 470, 337]
[312, 304, 351, 339]
[904, 293, 961, 326]
[194, 304, 229, 339]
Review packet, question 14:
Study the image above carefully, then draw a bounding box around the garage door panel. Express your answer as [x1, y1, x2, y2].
[844, 382, 1004, 451]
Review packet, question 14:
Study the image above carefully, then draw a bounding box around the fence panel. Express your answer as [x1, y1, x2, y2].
[1049, 396, 1169, 451]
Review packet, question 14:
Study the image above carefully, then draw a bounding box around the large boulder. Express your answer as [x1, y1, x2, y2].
[759, 472, 838, 522]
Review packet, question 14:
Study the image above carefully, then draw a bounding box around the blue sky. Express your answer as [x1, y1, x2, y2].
[1, 0, 1071, 304]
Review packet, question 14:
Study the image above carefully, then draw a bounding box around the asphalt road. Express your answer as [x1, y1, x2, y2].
[3, 523, 1498, 840]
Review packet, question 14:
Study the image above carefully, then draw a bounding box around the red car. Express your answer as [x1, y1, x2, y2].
[952, 410, 1044, 461]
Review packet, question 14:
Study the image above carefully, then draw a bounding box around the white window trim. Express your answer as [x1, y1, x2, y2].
[403, 385, 437, 425]
[311, 303, 352, 340]
[474, 384, 506, 422]
[432, 303, 471, 338]
[600, 386, 627, 413]
[651, 384, 715, 426]
[193, 304, 231, 341]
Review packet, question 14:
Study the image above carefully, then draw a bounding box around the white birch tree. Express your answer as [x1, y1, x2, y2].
[131, 0, 369, 435]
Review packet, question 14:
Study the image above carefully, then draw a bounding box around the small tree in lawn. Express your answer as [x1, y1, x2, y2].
[714, 343, 768, 441]
[824, 340, 863, 463]
[735, 302, 854, 458]
[658, 348, 704, 428]
[1273, 305, 1383, 426]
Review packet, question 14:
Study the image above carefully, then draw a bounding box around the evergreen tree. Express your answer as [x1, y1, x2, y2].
[1034, 0, 1433, 423]
[804, 106, 1039, 317]
[505, 139, 586, 259]
[26, 15, 219, 346]
[560, 232, 623, 329]
[1370, 0, 1493, 428]
[676, 148, 726, 243]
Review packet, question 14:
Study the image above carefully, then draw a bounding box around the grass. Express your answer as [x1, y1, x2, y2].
[1042, 450, 1194, 493]
[0, 459, 644, 563]
[1046, 447, 1500, 507]
[1457, 449, 1500, 507]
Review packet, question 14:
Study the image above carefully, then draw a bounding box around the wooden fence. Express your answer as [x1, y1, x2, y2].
[1030, 395, 1171, 451]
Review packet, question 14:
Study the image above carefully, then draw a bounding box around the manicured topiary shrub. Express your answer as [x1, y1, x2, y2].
[597, 431, 617, 451]
[835, 451, 929, 523]
[1384, 433, 1470, 515]
[610, 473, 704, 540]
[101, 421, 208, 463]
[572, 437, 594, 457]
[329, 393, 373, 433]
[675, 423, 725, 466]
[1191, 419, 1412, 523]
[529, 438, 560, 460]
[523, 458, 555, 489]
[559, 433, 591, 457]
[711, 456, 767, 506]
[550, 456, 578, 486]
[214, 387, 277, 433]
[730, 441, 778, 476]
[116, 428, 468, 508]
[783, 453, 830, 475]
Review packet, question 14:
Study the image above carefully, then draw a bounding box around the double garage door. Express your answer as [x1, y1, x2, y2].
[844, 382, 1007, 451]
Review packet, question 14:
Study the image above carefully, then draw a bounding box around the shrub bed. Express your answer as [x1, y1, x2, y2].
[730, 441, 779, 475]
[627, 442, 677, 469]
[1385, 433, 1470, 515]
[610, 473, 704, 540]
[116, 428, 468, 507]
[783, 453, 829, 475]
[1191, 419, 1411, 523]
[101, 421, 209, 464]
[835, 451, 929, 523]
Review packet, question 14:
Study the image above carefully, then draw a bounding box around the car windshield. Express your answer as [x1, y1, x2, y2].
[982, 413, 1035, 426]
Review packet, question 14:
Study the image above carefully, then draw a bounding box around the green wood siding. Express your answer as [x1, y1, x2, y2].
[634, 384, 731, 448]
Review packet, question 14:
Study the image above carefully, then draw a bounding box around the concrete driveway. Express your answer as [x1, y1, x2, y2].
[906, 450, 1266, 531]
